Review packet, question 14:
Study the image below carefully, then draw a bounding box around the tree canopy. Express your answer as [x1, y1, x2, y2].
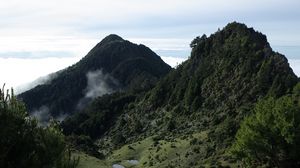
[0, 85, 79, 168]
[230, 83, 300, 167]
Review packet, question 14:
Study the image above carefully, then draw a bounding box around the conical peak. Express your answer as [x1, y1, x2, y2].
[100, 34, 124, 44]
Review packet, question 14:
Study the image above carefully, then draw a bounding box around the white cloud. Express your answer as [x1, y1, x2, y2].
[0, 35, 99, 57]
[31, 105, 68, 125]
[0, 0, 299, 91]
[17, 72, 59, 94]
[31, 106, 50, 126]
[0, 57, 80, 93]
[84, 70, 118, 99]
[0, 0, 299, 56]
[76, 70, 119, 110]
[128, 38, 190, 51]
[161, 56, 187, 68]
[289, 59, 300, 77]
[1, 0, 300, 42]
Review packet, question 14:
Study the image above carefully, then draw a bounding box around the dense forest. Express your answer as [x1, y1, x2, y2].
[1, 22, 300, 168]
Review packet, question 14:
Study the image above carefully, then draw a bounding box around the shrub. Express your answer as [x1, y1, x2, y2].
[230, 86, 300, 167]
[0, 85, 79, 168]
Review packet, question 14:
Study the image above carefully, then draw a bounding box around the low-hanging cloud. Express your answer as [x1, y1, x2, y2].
[31, 105, 69, 126]
[56, 113, 68, 122]
[161, 56, 187, 67]
[0, 57, 80, 94]
[289, 59, 300, 77]
[31, 106, 51, 126]
[85, 70, 119, 98]
[77, 70, 119, 110]
[16, 72, 59, 94]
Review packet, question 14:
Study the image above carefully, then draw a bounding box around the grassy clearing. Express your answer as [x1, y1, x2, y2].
[74, 131, 234, 168]
[107, 131, 208, 168]
[73, 152, 110, 168]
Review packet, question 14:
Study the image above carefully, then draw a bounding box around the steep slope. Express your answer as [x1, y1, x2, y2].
[18, 35, 171, 118]
[64, 22, 299, 167]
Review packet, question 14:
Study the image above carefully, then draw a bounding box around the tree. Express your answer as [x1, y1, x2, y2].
[230, 84, 300, 167]
[0, 85, 79, 168]
[190, 34, 207, 48]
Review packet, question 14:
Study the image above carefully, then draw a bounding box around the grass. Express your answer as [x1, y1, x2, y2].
[73, 152, 110, 168]
[107, 131, 209, 168]
[74, 130, 236, 167]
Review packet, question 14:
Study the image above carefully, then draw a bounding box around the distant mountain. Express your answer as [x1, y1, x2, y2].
[18, 34, 171, 120]
[62, 22, 299, 167]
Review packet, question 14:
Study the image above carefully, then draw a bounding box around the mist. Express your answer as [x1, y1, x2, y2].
[85, 70, 118, 98]
[24, 70, 119, 124]
[77, 70, 119, 110]
[289, 59, 300, 77]
[16, 72, 59, 94]
[31, 106, 51, 126]
[31, 105, 69, 126]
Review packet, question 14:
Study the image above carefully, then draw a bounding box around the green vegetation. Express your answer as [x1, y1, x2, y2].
[0, 85, 79, 168]
[107, 132, 209, 168]
[73, 152, 109, 168]
[62, 92, 136, 139]
[12, 22, 300, 167]
[92, 22, 297, 167]
[230, 83, 300, 167]
[59, 22, 299, 167]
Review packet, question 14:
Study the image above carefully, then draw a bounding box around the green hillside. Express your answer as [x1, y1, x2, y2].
[63, 22, 299, 167]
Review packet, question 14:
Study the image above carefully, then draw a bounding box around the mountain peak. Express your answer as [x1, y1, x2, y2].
[221, 21, 268, 47]
[100, 34, 124, 44]
[224, 21, 248, 30]
[190, 22, 270, 59]
[19, 34, 171, 117]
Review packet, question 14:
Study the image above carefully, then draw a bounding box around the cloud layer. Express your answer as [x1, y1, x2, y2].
[0, 57, 80, 93]
[1, 0, 300, 54]
[289, 59, 300, 76]
[0, 0, 299, 88]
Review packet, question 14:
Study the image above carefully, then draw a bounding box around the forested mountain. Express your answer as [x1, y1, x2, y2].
[18, 35, 171, 119]
[10, 22, 300, 167]
[62, 22, 299, 167]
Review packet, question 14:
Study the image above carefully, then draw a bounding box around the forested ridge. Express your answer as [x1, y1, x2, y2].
[63, 22, 299, 167]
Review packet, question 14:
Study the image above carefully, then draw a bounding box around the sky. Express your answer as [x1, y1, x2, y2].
[0, 0, 299, 93]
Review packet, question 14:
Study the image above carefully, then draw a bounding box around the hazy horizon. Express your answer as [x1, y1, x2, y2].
[0, 0, 299, 92]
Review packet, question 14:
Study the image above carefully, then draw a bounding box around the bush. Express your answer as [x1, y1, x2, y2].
[230, 86, 300, 167]
[0, 86, 79, 168]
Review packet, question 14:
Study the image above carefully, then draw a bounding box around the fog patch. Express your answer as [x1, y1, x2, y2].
[85, 70, 118, 98]
[77, 70, 119, 110]
[160, 56, 187, 68]
[31, 105, 69, 126]
[56, 113, 68, 122]
[31, 106, 51, 126]
[16, 72, 59, 94]
[289, 59, 300, 77]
